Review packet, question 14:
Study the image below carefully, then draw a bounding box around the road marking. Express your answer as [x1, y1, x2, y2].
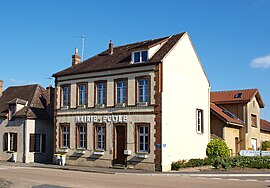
[228, 179, 240, 181]
[245, 179, 257, 182]
[265, 180, 270, 182]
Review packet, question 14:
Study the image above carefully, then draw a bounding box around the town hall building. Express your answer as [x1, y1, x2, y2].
[52, 32, 210, 171]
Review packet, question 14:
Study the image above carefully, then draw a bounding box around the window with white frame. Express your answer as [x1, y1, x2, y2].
[138, 126, 149, 153]
[3, 133, 17, 152]
[30, 134, 46, 153]
[138, 79, 149, 102]
[96, 125, 105, 150]
[196, 109, 203, 133]
[97, 82, 106, 105]
[133, 51, 148, 63]
[77, 124, 87, 149]
[62, 85, 70, 106]
[61, 125, 69, 148]
[78, 84, 87, 106]
[116, 80, 126, 104]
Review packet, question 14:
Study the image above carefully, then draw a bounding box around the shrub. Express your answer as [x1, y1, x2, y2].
[261, 141, 270, 151]
[206, 139, 230, 159]
[171, 160, 186, 170]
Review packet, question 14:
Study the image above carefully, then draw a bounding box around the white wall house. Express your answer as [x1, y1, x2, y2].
[53, 32, 210, 171]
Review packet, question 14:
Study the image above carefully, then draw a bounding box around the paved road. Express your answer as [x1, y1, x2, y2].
[1, 165, 270, 188]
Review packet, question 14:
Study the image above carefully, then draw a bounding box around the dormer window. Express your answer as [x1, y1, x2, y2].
[133, 50, 148, 63]
[9, 104, 16, 120]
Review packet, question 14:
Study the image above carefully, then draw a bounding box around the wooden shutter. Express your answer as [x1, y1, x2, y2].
[59, 126, 62, 148]
[42, 134, 46, 153]
[67, 126, 70, 148]
[3, 133, 8, 151]
[13, 133, 17, 152]
[201, 110, 204, 133]
[30, 134, 35, 152]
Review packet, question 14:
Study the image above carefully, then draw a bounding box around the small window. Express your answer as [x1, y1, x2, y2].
[196, 109, 204, 133]
[9, 105, 16, 120]
[77, 124, 87, 149]
[137, 78, 149, 103]
[251, 114, 257, 127]
[78, 84, 87, 106]
[30, 134, 46, 153]
[133, 51, 148, 63]
[116, 80, 127, 104]
[251, 138, 257, 151]
[95, 125, 106, 150]
[234, 93, 243, 98]
[62, 85, 70, 106]
[3, 133, 17, 152]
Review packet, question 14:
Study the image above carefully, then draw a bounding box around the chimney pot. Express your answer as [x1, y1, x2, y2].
[72, 47, 81, 66]
[109, 40, 113, 55]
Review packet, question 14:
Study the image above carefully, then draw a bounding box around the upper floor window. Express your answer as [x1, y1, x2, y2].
[251, 114, 257, 127]
[138, 78, 149, 103]
[9, 105, 16, 119]
[78, 84, 87, 106]
[133, 50, 148, 63]
[62, 85, 70, 106]
[196, 109, 204, 133]
[96, 82, 106, 106]
[116, 80, 127, 104]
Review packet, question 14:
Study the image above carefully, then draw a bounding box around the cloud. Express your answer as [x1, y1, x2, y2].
[251, 55, 270, 68]
[10, 79, 38, 85]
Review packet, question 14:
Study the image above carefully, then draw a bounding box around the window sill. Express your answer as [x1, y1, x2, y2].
[96, 104, 105, 108]
[57, 148, 69, 153]
[75, 149, 86, 154]
[77, 105, 86, 109]
[61, 106, 69, 110]
[115, 103, 126, 107]
[94, 150, 105, 156]
[5, 151, 17, 153]
[137, 102, 148, 107]
[135, 153, 148, 159]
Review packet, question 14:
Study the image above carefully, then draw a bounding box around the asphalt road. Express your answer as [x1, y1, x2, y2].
[1, 165, 270, 188]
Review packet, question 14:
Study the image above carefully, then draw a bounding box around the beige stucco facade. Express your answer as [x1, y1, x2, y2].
[54, 33, 210, 171]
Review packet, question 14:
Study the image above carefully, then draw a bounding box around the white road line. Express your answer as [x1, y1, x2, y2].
[245, 179, 258, 182]
[228, 179, 240, 181]
[264, 180, 270, 182]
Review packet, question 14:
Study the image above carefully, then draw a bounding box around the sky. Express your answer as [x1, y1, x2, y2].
[0, 0, 269, 120]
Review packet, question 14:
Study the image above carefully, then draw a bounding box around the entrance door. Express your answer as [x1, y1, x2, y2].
[115, 125, 126, 165]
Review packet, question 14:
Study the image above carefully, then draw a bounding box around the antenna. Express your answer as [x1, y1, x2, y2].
[46, 77, 53, 86]
[81, 34, 85, 62]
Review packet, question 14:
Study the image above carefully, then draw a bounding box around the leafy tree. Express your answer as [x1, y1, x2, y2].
[206, 139, 230, 158]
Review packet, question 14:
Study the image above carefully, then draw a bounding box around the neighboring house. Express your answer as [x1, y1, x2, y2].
[52, 32, 210, 171]
[260, 119, 270, 142]
[210, 89, 264, 154]
[0, 81, 54, 163]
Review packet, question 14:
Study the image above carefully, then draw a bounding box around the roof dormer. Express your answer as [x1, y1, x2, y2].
[131, 37, 169, 64]
[7, 98, 28, 120]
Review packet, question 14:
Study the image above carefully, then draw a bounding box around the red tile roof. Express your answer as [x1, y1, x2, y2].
[211, 89, 264, 108]
[261, 119, 270, 132]
[53, 32, 186, 77]
[210, 103, 244, 125]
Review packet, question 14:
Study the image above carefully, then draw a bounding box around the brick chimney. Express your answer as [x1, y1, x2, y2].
[0, 80, 3, 97]
[109, 40, 113, 55]
[72, 48, 81, 66]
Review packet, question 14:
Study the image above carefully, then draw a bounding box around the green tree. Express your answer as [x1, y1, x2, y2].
[206, 139, 230, 158]
[261, 141, 270, 151]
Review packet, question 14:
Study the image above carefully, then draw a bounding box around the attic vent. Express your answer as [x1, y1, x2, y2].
[234, 93, 243, 98]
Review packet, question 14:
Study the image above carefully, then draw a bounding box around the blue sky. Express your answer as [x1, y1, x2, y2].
[0, 0, 269, 120]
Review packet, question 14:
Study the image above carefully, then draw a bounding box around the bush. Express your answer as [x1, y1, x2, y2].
[261, 141, 270, 151]
[206, 139, 230, 158]
[171, 158, 210, 170]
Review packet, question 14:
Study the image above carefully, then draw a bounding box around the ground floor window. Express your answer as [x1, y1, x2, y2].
[251, 138, 257, 151]
[77, 124, 87, 149]
[60, 124, 70, 148]
[30, 134, 46, 153]
[3, 133, 17, 152]
[95, 124, 106, 150]
[136, 124, 150, 153]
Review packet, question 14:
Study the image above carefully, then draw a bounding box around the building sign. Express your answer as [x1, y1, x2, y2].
[239, 150, 270, 157]
[74, 115, 127, 123]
